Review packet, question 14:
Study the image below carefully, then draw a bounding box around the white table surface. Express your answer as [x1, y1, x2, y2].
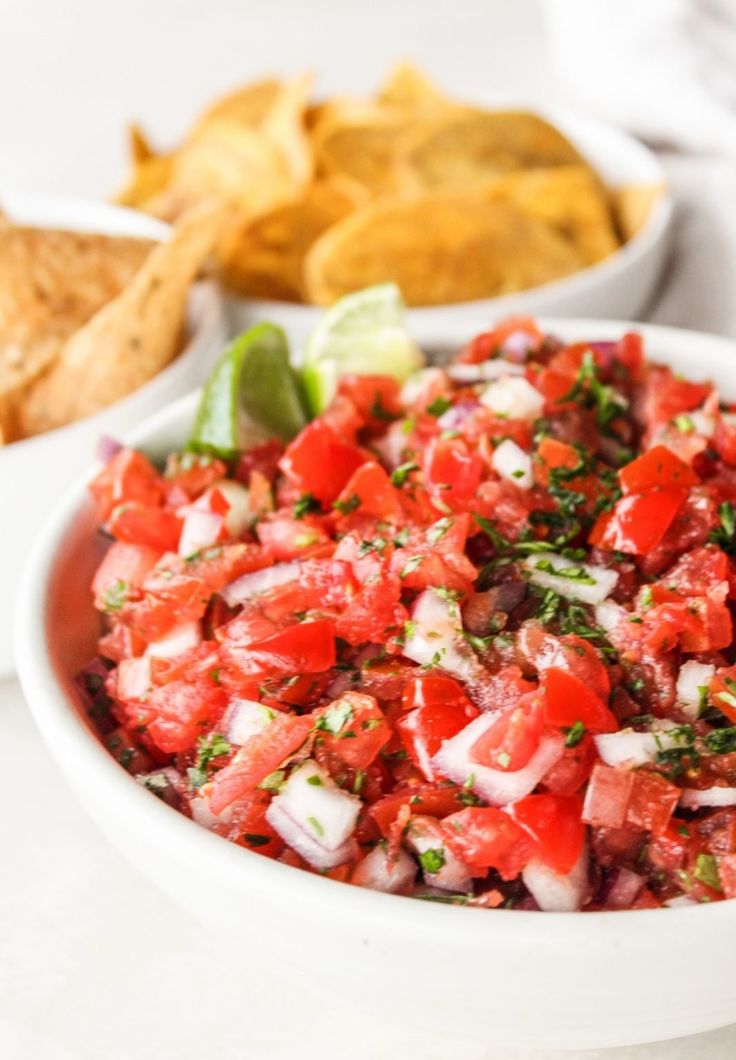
[3, 1, 736, 1056]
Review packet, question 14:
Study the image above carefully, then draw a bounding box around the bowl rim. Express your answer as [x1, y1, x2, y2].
[0, 191, 225, 460]
[230, 102, 673, 319]
[15, 317, 736, 944]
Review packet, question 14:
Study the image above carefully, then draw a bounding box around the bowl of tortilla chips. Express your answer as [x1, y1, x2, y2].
[0, 193, 227, 677]
[115, 63, 671, 341]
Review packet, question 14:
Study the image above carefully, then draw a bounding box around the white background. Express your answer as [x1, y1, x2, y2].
[2, 1, 736, 1057]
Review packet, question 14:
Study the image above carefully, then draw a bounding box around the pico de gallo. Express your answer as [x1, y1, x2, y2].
[79, 317, 736, 911]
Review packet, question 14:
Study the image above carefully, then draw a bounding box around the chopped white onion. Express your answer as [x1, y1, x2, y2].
[480, 376, 544, 419]
[447, 360, 525, 383]
[400, 367, 448, 408]
[221, 561, 300, 607]
[664, 895, 698, 908]
[135, 766, 181, 806]
[603, 867, 645, 910]
[402, 588, 483, 684]
[676, 660, 715, 720]
[406, 819, 473, 893]
[116, 655, 152, 700]
[177, 508, 223, 558]
[687, 410, 716, 437]
[190, 792, 232, 829]
[522, 843, 589, 912]
[206, 480, 253, 536]
[224, 699, 274, 745]
[351, 845, 417, 894]
[266, 760, 361, 869]
[432, 714, 565, 806]
[594, 599, 627, 634]
[594, 721, 683, 767]
[679, 786, 736, 809]
[491, 438, 533, 490]
[523, 552, 618, 606]
[145, 621, 202, 659]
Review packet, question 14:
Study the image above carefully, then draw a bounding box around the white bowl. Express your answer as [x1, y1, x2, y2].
[228, 105, 673, 346]
[0, 193, 228, 677]
[14, 319, 736, 1052]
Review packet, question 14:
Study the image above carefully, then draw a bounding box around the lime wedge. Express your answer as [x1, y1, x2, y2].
[189, 323, 308, 459]
[301, 283, 424, 415]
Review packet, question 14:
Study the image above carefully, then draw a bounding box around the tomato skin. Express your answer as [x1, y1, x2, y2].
[256, 514, 331, 561]
[220, 619, 336, 679]
[335, 569, 406, 646]
[517, 621, 610, 701]
[542, 668, 619, 734]
[139, 679, 227, 755]
[337, 374, 402, 426]
[209, 712, 312, 815]
[369, 783, 465, 837]
[315, 693, 391, 771]
[442, 807, 535, 880]
[539, 732, 597, 796]
[164, 453, 227, 499]
[397, 675, 479, 780]
[423, 436, 483, 512]
[108, 502, 183, 552]
[512, 794, 585, 874]
[470, 692, 544, 772]
[89, 448, 165, 522]
[589, 489, 687, 555]
[619, 445, 698, 494]
[280, 420, 367, 504]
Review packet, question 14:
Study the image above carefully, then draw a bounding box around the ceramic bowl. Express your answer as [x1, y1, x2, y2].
[0, 193, 228, 677]
[15, 318, 736, 1051]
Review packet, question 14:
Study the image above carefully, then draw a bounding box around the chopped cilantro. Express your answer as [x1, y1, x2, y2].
[427, 396, 452, 417]
[307, 816, 324, 838]
[709, 502, 736, 555]
[704, 727, 736, 754]
[315, 699, 354, 735]
[294, 492, 321, 518]
[187, 733, 231, 789]
[418, 848, 446, 874]
[694, 853, 722, 891]
[427, 516, 454, 544]
[391, 461, 419, 487]
[400, 555, 424, 579]
[333, 493, 360, 515]
[307, 774, 324, 786]
[565, 721, 586, 748]
[258, 769, 286, 793]
[102, 579, 129, 613]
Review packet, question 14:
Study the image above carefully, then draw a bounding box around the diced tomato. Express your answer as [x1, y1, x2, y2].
[315, 693, 390, 771]
[714, 417, 736, 467]
[619, 446, 698, 494]
[108, 502, 183, 552]
[442, 807, 535, 880]
[209, 712, 312, 814]
[583, 763, 678, 835]
[539, 732, 597, 796]
[234, 439, 284, 486]
[664, 545, 729, 596]
[469, 692, 544, 772]
[709, 666, 736, 723]
[139, 679, 227, 755]
[512, 794, 585, 874]
[334, 461, 402, 521]
[397, 675, 479, 780]
[92, 542, 159, 607]
[104, 726, 153, 774]
[89, 448, 165, 522]
[220, 619, 336, 680]
[337, 375, 402, 426]
[423, 436, 483, 512]
[517, 621, 611, 701]
[165, 452, 227, 499]
[369, 783, 464, 836]
[280, 420, 368, 504]
[457, 317, 542, 364]
[542, 668, 618, 734]
[335, 570, 406, 646]
[589, 490, 687, 555]
[256, 514, 332, 561]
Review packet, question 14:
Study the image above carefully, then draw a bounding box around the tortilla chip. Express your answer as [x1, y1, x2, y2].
[612, 183, 665, 242]
[486, 166, 620, 265]
[261, 73, 314, 187]
[0, 225, 153, 398]
[128, 124, 156, 164]
[303, 192, 584, 306]
[377, 61, 447, 110]
[218, 180, 356, 301]
[16, 203, 224, 436]
[310, 102, 415, 197]
[196, 78, 283, 130]
[404, 108, 586, 192]
[145, 118, 294, 222]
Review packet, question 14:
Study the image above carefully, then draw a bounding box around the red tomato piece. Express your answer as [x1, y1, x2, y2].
[442, 807, 535, 879]
[709, 666, 736, 723]
[334, 461, 402, 521]
[423, 436, 483, 512]
[369, 783, 464, 837]
[619, 446, 698, 495]
[397, 675, 479, 780]
[221, 619, 336, 679]
[209, 713, 312, 814]
[458, 317, 542, 364]
[583, 763, 678, 835]
[336, 374, 402, 425]
[142, 679, 227, 755]
[108, 502, 182, 552]
[539, 732, 597, 796]
[256, 514, 332, 561]
[335, 571, 406, 646]
[542, 668, 619, 734]
[89, 448, 165, 522]
[470, 692, 545, 772]
[165, 453, 227, 499]
[279, 420, 367, 504]
[92, 542, 159, 606]
[512, 794, 585, 874]
[588, 489, 687, 555]
[625, 771, 680, 835]
[315, 693, 391, 771]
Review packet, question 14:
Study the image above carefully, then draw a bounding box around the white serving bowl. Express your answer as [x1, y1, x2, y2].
[15, 318, 736, 1051]
[228, 105, 673, 346]
[0, 193, 228, 677]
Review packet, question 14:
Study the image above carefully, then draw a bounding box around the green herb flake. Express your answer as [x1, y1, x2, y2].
[258, 769, 286, 793]
[400, 555, 424, 579]
[333, 493, 360, 515]
[391, 461, 419, 487]
[294, 492, 321, 518]
[315, 699, 354, 736]
[694, 853, 722, 891]
[565, 721, 586, 748]
[187, 732, 231, 789]
[307, 774, 324, 786]
[307, 816, 325, 838]
[426, 396, 452, 418]
[418, 847, 446, 874]
[427, 516, 455, 545]
[102, 579, 129, 613]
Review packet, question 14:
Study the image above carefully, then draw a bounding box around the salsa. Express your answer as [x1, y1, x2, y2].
[80, 317, 736, 911]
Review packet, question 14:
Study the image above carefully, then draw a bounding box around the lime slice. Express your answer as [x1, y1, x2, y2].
[301, 283, 424, 415]
[189, 323, 308, 458]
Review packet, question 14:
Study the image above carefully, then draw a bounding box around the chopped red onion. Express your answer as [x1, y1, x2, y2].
[601, 867, 645, 910]
[96, 435, 123, 463]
